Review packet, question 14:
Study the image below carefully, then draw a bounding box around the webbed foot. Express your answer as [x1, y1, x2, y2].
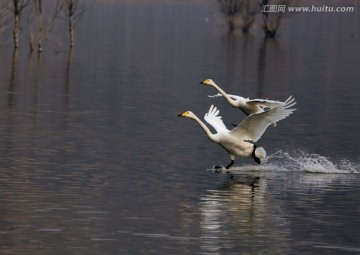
[213, 165, 224, 173]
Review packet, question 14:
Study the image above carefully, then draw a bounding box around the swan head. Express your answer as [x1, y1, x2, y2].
[178, 111, 196, 119]
[200, 79, 216, 86]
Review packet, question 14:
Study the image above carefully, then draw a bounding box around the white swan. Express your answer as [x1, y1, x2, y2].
[178, 101, 296, 169]
[201, 79, 295, 116]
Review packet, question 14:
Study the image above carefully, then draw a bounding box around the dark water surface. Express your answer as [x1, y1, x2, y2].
[0, 1, 359, 254]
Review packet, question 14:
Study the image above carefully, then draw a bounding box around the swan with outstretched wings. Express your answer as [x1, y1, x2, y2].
[201, 79, 295, 117]
[178, 100, 296, 169]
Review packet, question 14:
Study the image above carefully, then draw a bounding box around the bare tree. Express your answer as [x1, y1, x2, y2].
[260, 0, 299, 38]
[239, 0, 256, 33]
[10, 0, 30, 48]
[31, 0, 43, 52]
[217, 0, 257, 33]
[217, 0, 243, 32]
[30, 0, 62, 52]
[60, 0, 87, 48]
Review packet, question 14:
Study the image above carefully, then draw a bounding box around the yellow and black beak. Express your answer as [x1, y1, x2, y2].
[200, 79, 209, 85]
[177, 111, 188, 117]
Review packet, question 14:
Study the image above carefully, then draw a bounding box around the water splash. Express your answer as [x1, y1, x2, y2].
[222, 150, 360, 173]
[263, 150, 359, 174]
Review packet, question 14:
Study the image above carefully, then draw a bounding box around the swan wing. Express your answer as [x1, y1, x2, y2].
[230, 99, 296, 142]
[246, 96, 295, 109]
[204, 105, 229, 133]
[207, 93, 222, 98]
[208, 93, 241, 101]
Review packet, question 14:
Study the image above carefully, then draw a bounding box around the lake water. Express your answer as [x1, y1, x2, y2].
[0, 1, 359, 254]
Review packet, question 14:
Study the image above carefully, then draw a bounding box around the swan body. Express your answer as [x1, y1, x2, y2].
[178, 100, 296, 169]
[201, 79, 295, 116]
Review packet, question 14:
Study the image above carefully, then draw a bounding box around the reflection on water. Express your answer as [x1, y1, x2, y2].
[0, 0, 360, 254]
[199, 175, 290, 254]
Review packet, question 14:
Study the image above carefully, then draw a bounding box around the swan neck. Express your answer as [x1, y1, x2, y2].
[212, 83, 237, 106]
[192, 115, 216, 141]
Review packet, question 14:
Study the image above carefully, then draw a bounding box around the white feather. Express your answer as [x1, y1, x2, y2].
[230, 99, 297, 142]
[204, 105, 229, 133]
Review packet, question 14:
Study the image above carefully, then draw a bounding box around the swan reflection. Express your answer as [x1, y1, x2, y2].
[199, 174, 290, 254]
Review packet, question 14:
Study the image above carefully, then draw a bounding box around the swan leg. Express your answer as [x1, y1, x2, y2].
[225, 160, 234, 169]
[252, 145, 261, 165]
[213, 158, 234, 171]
